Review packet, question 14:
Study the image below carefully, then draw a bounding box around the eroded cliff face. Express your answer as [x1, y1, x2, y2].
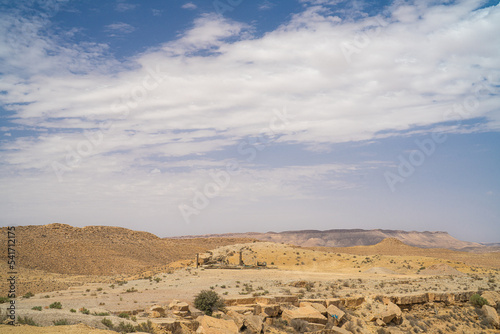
[171, 228, 482, 250]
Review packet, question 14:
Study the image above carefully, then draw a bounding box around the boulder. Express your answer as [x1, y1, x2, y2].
[169, 300, 190, 312]
[300, 302, 327, 315]
[329, 326, 351, 334]
[343, 296, 365, 308]
[197, 315, 239, 334]
[255, 303, 280, 317]
[482, 304, 499, 329]
[149, 305, 165, 317]
[225, 297, 257, 306]
[368, 301, 402, 325]
[326, 304, 345, 326]
[150, 318, 180, 332]
[393, 294, 427, 305]
[380, 302, 402, 324]
[282, 305, 328, 325]
[300, 299, 327, 307]
[226, 305, 256, 315]
[482, 291, 500, 307]
[149, 311, 162, 318]
[243, 314, 265, 333]
[307, 322, 326, 331]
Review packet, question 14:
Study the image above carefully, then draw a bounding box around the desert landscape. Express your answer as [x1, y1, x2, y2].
[1, 224, 499, 334]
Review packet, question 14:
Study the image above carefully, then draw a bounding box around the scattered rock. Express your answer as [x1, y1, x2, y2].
[196, 315, 239, 334]
[418, 263, 464, 276]
[326, 304, 345, 326]
[150, 318, 181, 332]
[282, 305, 328, 325]
[255, 303, 280, 317]
[482, 304, 499, 329]
[300, 302, 327, 315]
[169, 300, 190, 312]
[482, 291, 500, 307]
[149, 305, 165, 317]
[329, 326, 352, 334]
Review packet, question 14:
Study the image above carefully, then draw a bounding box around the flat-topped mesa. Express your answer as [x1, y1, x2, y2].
[42, 223, 74, 229]
[375, 237, 408, 247]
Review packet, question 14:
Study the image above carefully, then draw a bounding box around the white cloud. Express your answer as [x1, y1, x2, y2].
[115, 2, 138, 12]
[259, 1, 275, 10]
[182, 2, 198, 10]
[0, 0, 499, 231]
[105, 22, 136, 35]
[152, 9, 162, 16]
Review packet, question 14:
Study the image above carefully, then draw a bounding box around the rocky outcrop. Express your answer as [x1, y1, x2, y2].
[482, 291, 500, 307]
[482, 305, 499, 329]
[196, 315, 239, 334]
[326, 304, 345, 326]
[282, 305, 328, 325]
[255, 303, 281, 317]
[300, 302, 327, 315]
[169, 299, 191, 317]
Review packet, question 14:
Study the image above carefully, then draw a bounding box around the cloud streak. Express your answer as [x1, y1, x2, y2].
[0, 0, 499, 236]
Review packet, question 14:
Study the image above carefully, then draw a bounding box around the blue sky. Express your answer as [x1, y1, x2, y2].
[0, 0, 499, 243]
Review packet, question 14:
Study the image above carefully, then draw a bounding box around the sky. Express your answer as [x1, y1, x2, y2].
[0, 0, 499, 243]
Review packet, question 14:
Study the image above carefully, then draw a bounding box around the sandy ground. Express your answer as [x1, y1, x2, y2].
[2, 241, 499, 332]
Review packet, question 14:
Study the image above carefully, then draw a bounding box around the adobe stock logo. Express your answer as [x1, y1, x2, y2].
[384, 133, 447, 193]
[384, 75, 498, 192]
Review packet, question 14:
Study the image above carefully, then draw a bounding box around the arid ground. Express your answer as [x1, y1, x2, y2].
[1, 225, 499, 333]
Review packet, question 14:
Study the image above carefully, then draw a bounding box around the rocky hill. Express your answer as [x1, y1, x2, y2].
[171, 228, 485, 250]
[312, 238, 500, 269]
[0, 224, 253, 276]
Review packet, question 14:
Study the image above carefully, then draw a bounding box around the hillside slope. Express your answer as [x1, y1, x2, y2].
[171, 228, 483, 250]
[311, 238, 500, 269]
[0, 224, 253, 276]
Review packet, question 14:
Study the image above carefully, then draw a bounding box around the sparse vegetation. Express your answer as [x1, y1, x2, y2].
[291, 319, 309, 332]
[470, 293, 489, 307]
[18, 316, 38, 326]
[32, 306, 42, 311]
[23, 292, 35, 298]
[119, 312, 130, 319]
[80, 307, 90, 315]
[53, 319, 69, 326]
[49, 301, 62, 309]
[194, 290, 225, 316]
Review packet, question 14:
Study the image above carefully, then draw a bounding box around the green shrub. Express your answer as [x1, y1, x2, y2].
[118, 312, 130, 319]
[32, 306, 42, 311]
[70, 309, 76, 313]
[49, 301, 62, 309]
[470, 294, 489, 307]
[23, 292, 35, 299]
[116, 321, 136, 333]
[53, 319, 69, 326]
[93, 312, 110, 316]
[0, 297, 10, 304]
[80, 307, 90, 315]
[194, 290, 225, 316]
[102, 318, 114, 328]
[18, 316, 38, 326]
[135, 320, 155, 333]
